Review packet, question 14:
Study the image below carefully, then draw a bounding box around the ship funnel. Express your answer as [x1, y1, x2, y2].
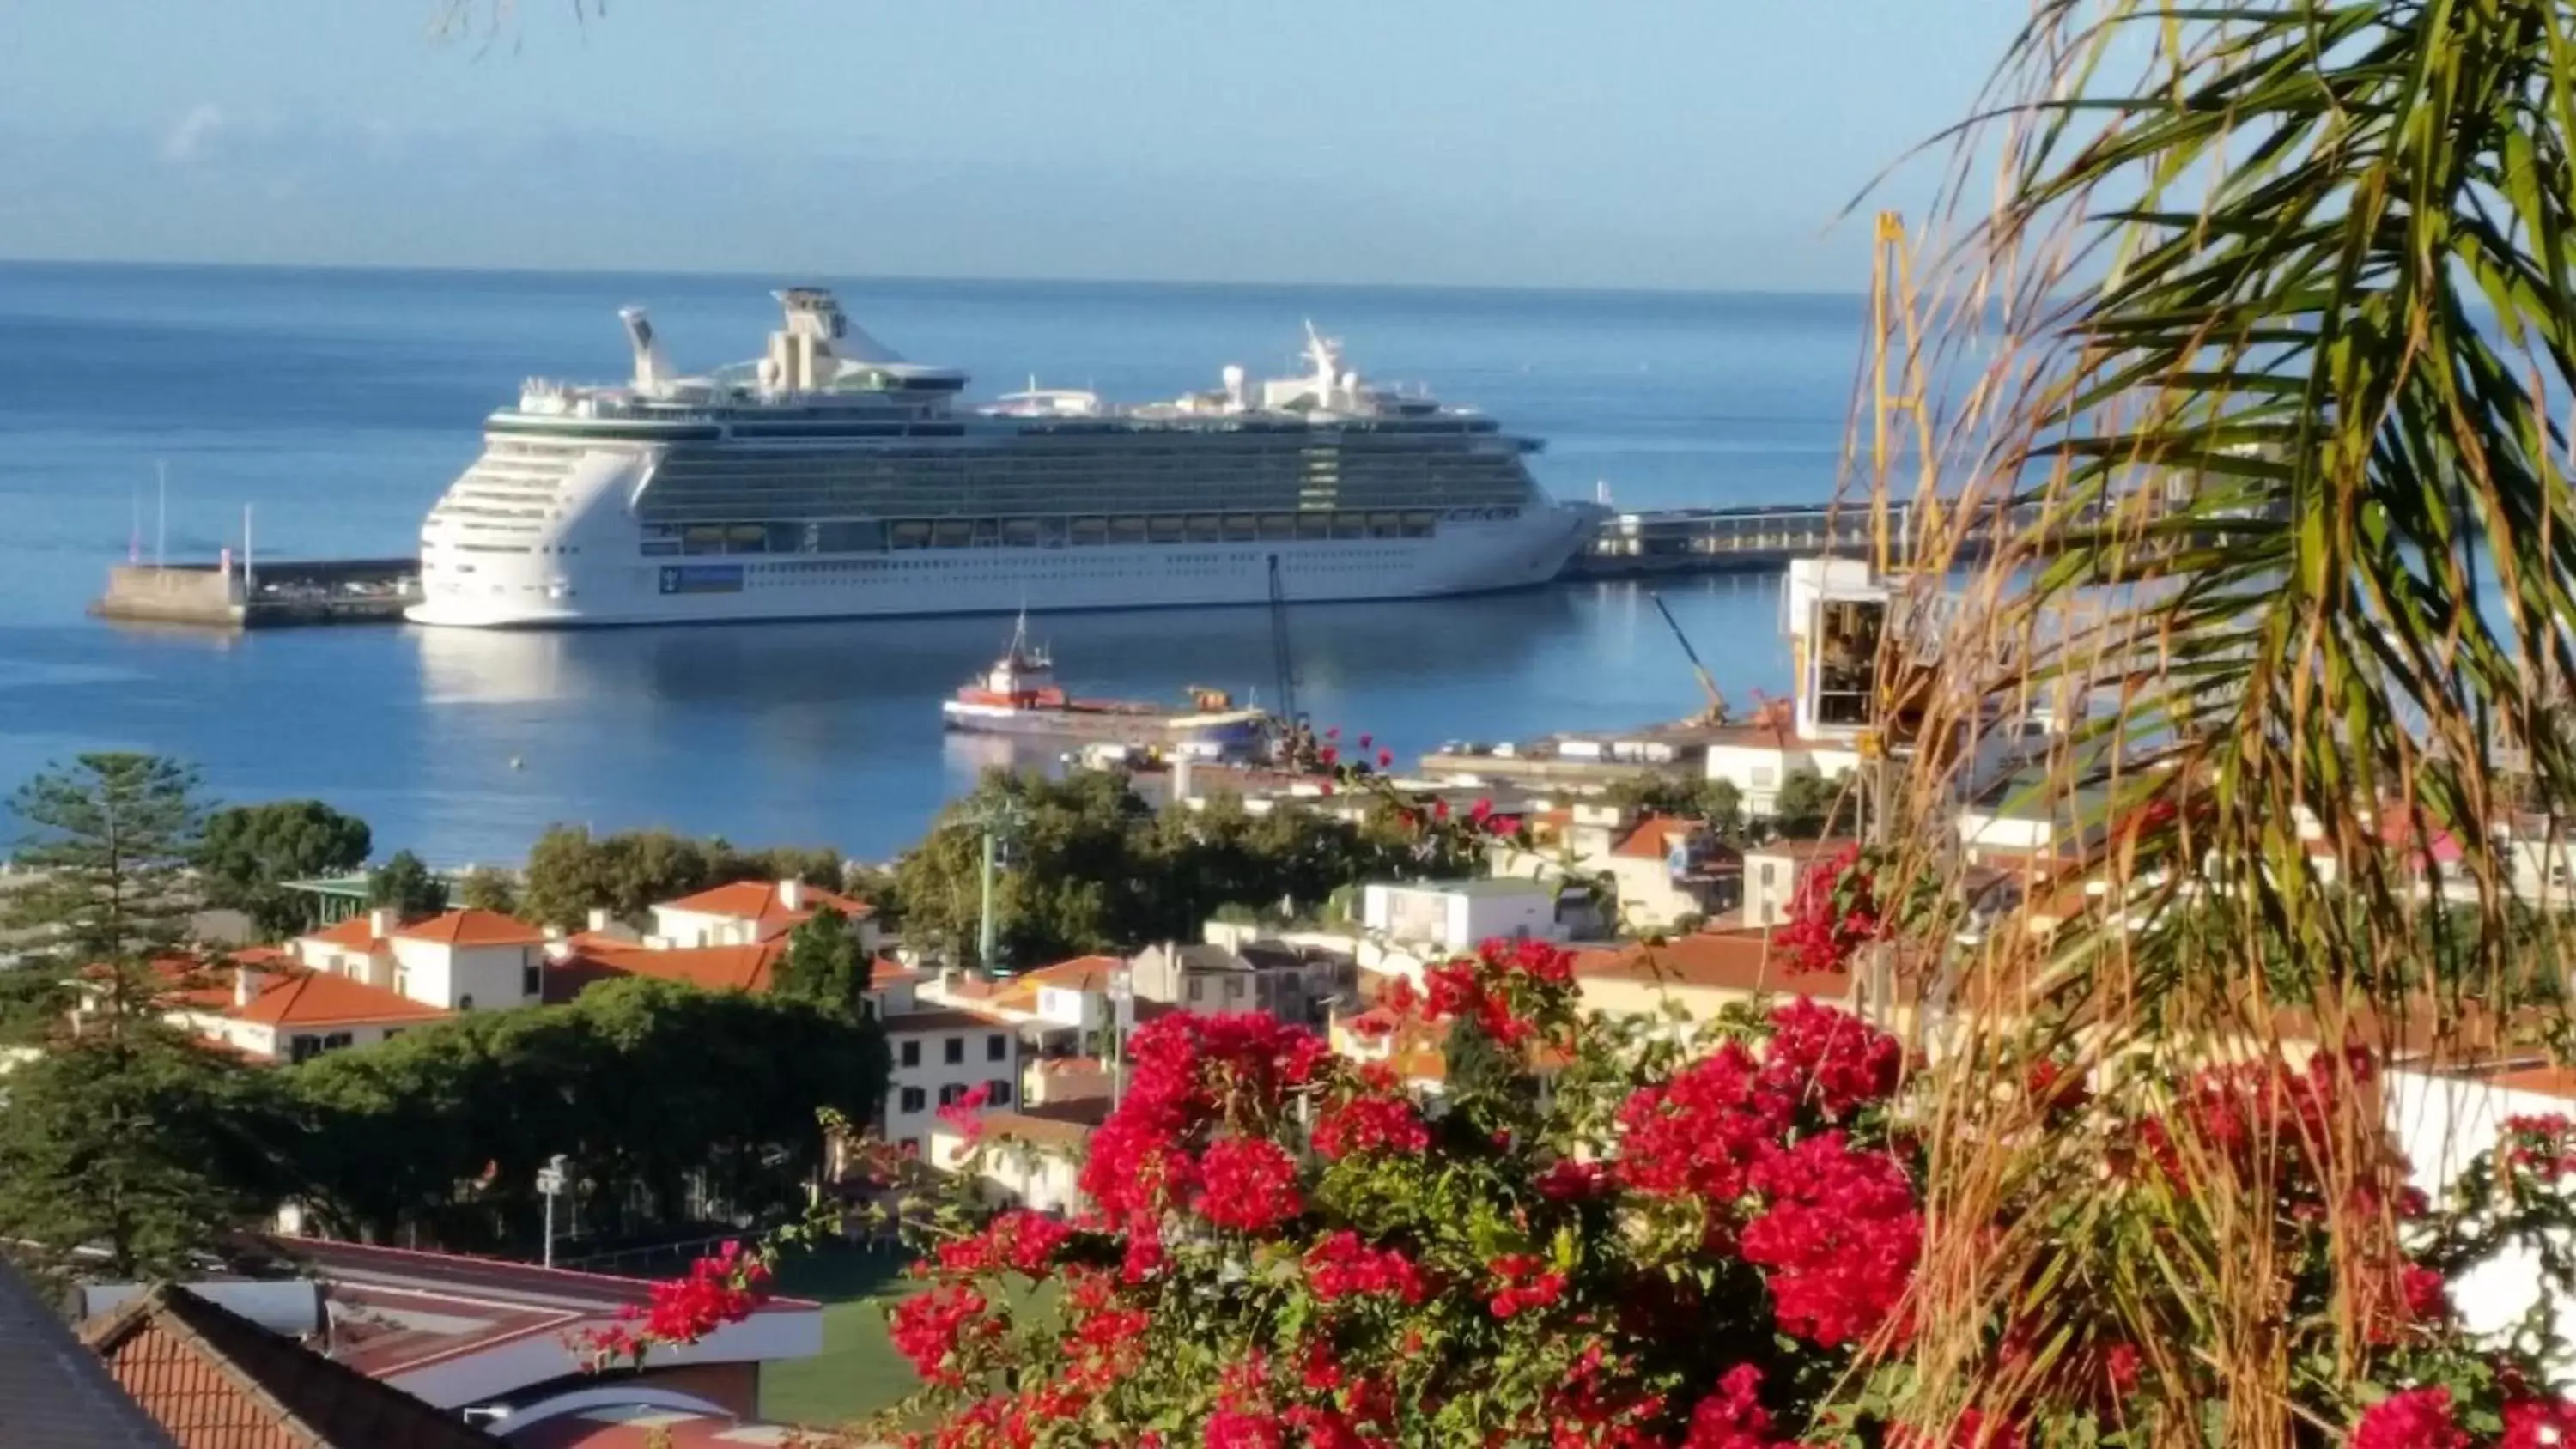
[618, 306, 671, 394]
[1221, 364, 1247, 412]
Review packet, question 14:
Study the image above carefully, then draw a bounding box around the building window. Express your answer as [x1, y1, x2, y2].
[459, 994, 476, 1011]
[289, 1034, 322, 1064]
[1759, 862, 1777, 886]
[987, 1078, 1014, 1106]
[862, 998, 877, 1020]
[986, 1034, 1007, 1061]
[392, 968, 410, 997]
[945, 1036, 965, 1064]
[1223, 977, 1243, 1001]
[1187, 979, 1204, 1003]
[939, 1083, 969, 1106]
[381, 1028, 404, 1040]
[901, 1039, 920, 1068]
[900, 1087, 926, 1113]
[522, 963, 542, 998]
[322, 1032, 354, 1051]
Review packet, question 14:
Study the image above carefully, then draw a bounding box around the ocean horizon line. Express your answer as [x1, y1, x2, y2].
[0, 253, 1873, 307]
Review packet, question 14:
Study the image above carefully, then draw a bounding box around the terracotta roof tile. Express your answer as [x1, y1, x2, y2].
[302, 916, 384, 951]
[230, 970, 452, 1028]
[552, 941, 783, 997]
[389, 910, 549, 948]
[658, 879, 872, 923]
[1571, 931, 1856, 999]
[881, 1007, 1019, 1034]
[1019, 955, 1125, 991]
[1611, 815, 1704, 861]
[80, 1284, 494, 1448]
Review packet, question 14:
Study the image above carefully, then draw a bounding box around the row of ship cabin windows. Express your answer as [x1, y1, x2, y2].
[640, 510, 1480, 556]
[898, 1033, 1012, 1068]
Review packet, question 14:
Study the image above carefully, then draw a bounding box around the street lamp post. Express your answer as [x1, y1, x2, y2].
[537, 1154, 568, 1270]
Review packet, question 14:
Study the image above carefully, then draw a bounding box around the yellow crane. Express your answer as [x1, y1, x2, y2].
[1649, 592, 1728, 726]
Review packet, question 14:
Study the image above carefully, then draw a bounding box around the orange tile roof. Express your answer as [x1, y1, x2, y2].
[1571, 931, 1856, 999]
[659, 879, 873, 923]
[2490, 1065, 2576, 1100]
[1612, 815, 1704, 861]
[882, 1007, 1019, 1034]
[556, 940, 785, 997]
[390, 909, 549, 948]
[302, 915, 385, 951]
[1020, 955, 1124, 991]
[1746, 836, 1864, 863]
[230, 968, 451, 1028]
[872, 957, 926, 987]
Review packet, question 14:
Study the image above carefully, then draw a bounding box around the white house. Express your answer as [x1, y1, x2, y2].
[292, 907, 550, 1012]
[929, 1107, 1097, 1215]
[1358, 879, 1564, 955]
[880, 1009, 1023, 1157]
[648, 878, 880, 950]
[1741, 838, 1863, 929]
[143, 950, 452, 1065]
[1702, 724, 1863, 820]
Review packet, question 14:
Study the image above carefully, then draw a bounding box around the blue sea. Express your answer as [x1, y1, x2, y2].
[0, 263, 1865, 863]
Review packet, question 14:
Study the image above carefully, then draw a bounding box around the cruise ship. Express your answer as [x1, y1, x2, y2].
[406, 289, 1601, 628]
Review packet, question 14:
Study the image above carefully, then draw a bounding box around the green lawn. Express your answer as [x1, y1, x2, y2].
[760, 1244, 926, 1432]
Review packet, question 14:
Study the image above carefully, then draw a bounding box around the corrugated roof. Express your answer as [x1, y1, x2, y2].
[81, 1284, 495, 1447]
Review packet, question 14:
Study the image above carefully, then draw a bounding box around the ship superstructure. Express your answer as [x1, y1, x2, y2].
[407, 289, 1599, 627]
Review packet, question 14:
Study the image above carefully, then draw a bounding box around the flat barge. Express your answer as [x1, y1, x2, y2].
[941, 618, 1270, 750]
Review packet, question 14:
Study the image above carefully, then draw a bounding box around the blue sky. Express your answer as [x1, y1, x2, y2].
[0, 2, 2021, 291]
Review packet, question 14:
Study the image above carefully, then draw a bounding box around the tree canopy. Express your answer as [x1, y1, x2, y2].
[3, 754, 209, 1032]
[775, 905, 868, 1018]
[367, 849, 449, 919]
[1604, 774, 1745, 839]
[282, 977, 887, 1252]
[197, 799, 373, 939]
[518, 825, 844, 928]
[892, 770, 1477, 968]
[455, 865, 520, 915]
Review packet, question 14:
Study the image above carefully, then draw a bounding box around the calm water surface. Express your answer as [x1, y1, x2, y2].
[0, 264, 1864, 860]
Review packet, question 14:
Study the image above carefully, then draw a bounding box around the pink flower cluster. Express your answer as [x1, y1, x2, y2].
[1775, 842, 1886, 975]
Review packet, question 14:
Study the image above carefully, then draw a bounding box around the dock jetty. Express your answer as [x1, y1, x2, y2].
[87, 500, 2050, 629]
[90, 557, 419, 629]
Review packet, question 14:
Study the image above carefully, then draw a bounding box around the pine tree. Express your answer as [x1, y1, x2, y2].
[3, 754, 209, 1021]
[0, 755, 276, 1279]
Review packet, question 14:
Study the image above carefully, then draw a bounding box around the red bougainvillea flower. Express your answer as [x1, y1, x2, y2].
[1317, 745, 1340, 767]
[937, 1082, 992, 1143]
[889, 1282, 1001, 1387]
[1195, 1137, 1303, 1233]
[1303, 1230, 1430, 1305]
[1777, 842, 1888, 975]
[936, 1209, 1076, 1278]
[1484, 1253, 1567, 1319]
[2349, 1386, 2471, 1449]
[1680, 1363, 1792, 1449]
[1616, 1040, 1792, 1209]
[1741, 1132, 1922, 1348]
[1534, 1157, 1613, 1202]
[1311, 1089, 1429, 1160]
[1759, 997, 1905, 1119]
[1376, 748, 1394, 768]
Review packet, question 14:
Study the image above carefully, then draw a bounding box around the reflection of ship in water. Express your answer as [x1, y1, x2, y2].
[409, 587, 1584, 715]
[940, 614, 1268, 750]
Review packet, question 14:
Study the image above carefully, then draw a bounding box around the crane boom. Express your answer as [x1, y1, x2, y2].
[1649, 592, 1728, 725]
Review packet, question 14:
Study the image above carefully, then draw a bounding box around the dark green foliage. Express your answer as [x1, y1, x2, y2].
[366, 850, 448, 919]
[1605, 774, 1746, 839]
[196, 800, 372, 940]
[517, 825, 844, 928]
[455, 866, 519, 915]
[776, 906, 867, 1018]
[0, 1026, 286, 1281]
[893, 770, 1465, 967]
[1770, 767, 1849, 840]
[280, 978, 887, 1250]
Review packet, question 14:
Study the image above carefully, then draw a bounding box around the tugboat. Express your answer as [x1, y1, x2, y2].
[940, 615, 1270, 750]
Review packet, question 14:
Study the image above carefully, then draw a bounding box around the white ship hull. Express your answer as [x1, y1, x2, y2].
[404, 291, 1594, 630]
[407, 510, 1595, 628]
